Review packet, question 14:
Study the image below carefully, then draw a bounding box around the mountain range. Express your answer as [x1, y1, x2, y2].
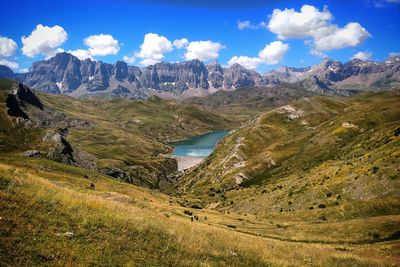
[1, 52, 399, 99]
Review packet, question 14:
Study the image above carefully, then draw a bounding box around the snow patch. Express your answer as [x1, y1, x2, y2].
[56, 81, 62, 90]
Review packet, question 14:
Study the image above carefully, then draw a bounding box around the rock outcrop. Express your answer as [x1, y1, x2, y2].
[1, 53, 399, 99]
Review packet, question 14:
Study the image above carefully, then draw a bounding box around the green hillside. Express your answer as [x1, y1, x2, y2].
[0, 79, 231, 188]
[0, 79, 399, 266]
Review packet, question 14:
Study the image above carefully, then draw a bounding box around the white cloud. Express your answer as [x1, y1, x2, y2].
[84, 34, 120, 56]
[67, 34, 119, 60]
[238, 20, 268, 30]
[227, 41, 289, 70]
[267, 5, 370, 53]
[68, 49, 93, 60]
[137, 33, 173, 66]
[227, 56, 262, 70]
[184, 40, 224, 61]
[0, 36, 18, 57]
[313, 23, 370, 51]
[351, 51, 372, 61]
[258, 41, 289, 65]
[389, 52, 400, 57]
[310, 48, 327, 58]
[122, 55, 136, 64]
[258, 21, 268, 30]
[19, 68, 29, 73]
[0, 59, 19, 70]
[238, 20, 253, 30]
[173, 38, 189, 49]
[21, 24, 68, 57]
[268, 5, 332, 39]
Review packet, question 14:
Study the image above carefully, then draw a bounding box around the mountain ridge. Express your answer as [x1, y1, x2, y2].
[1, 52, 399, 99]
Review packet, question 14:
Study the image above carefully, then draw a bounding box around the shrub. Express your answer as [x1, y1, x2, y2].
[183, 210, 193, 216]
[372, 166, 380, 174]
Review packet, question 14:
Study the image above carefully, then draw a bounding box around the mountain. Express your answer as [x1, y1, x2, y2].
[265, 56, 400, 95]
[0, 53, 270, 99]
[1, 53, 399, 99]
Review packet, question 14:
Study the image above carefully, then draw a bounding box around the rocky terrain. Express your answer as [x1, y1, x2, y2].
[266, 56, 400, 95]
[1, 53, 399, 99]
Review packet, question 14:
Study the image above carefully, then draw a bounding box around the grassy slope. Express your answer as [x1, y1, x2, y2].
[189, 84, 317, 123]
[0, 79, 45, 153]
[0, 79, 231, 188]
[1, 79, 399, 265]
[1, 158, 399, 266]
[171, 91, 400, 249]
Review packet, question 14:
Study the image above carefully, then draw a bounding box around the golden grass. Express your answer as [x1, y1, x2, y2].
[1, 162, 399, 266]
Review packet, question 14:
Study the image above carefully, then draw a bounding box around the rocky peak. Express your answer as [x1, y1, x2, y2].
[0, 65, 15, 79]
[223, 63, 261, 88]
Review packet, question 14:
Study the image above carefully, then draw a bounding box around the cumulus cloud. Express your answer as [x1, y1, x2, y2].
[68, 34, 120, 60]
[351, 51, 372, 60]
[258, 41, 289, 65]
[84, 34, 120, 56]
[267, 5, 370, 54]
[0, 36, 18, 57]
[0, 59, 19, 70]
[173, 38, 189, 49]
[122, 55, 136, 64]
[184, 41, 224, 61]
[228, 41, 289, 70]
[68, 49, 93, 60]
[136, 33, 173, 66]
[227, 56, 262, 70]
[313, 23, 370, 51]
[21, 24, 68, 57]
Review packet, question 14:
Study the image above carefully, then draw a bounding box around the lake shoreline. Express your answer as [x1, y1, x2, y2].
[170, 130, 229, 171]
[173, 156, 205, 171]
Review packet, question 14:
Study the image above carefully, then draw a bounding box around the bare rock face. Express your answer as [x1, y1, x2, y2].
[23, 150, 41, 158]
[265, 56, 400, 95]
[1, 53, 399, 99]
[6, 82, 44, 119]
[207, 62, 224, 88]
[223, 64, 259, 89]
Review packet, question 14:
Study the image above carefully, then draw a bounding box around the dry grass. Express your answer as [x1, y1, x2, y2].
[1, 161, 399, 266]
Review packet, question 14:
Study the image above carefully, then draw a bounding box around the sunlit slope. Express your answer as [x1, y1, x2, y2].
[1, 157, 399, 266]
[174, 91, 400, 219]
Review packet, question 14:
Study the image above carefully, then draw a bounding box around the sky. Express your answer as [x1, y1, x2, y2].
[0, 0, 399, 73]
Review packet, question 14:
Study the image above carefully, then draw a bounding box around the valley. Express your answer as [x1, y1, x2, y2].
[0, 75, 399, 266]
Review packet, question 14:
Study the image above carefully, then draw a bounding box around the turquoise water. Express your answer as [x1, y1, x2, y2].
[171, 130, 229, 157]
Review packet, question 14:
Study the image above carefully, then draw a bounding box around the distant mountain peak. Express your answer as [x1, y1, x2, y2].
[0, 52, 399, 99]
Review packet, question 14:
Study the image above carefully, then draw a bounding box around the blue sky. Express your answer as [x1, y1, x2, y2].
[0, 0, 399, 73]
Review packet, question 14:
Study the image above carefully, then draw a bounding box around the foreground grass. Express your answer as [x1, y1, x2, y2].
[1, 161, 399, 266]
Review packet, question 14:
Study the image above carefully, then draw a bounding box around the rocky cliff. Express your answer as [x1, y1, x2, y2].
[1, 53, 399, 99]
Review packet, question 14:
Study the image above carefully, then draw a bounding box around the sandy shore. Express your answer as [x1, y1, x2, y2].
[174, 156, 204, 171]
